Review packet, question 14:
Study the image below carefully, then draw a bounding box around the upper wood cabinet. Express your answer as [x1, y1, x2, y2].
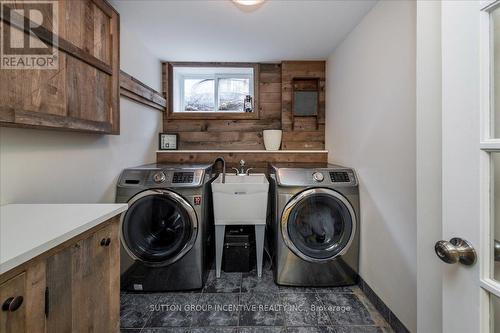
[0, 0, 120, 134]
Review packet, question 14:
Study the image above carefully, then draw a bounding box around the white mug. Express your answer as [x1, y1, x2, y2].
[263, 130, 282, 151]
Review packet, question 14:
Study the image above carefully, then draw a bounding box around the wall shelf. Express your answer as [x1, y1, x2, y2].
[157, 150, 328, 171]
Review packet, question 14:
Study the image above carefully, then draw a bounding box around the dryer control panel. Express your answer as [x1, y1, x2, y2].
[275, 167, 357, 187]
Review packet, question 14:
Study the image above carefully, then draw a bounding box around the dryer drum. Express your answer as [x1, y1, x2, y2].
[121, 189, 198, 266]
[281, 188, 356, 262]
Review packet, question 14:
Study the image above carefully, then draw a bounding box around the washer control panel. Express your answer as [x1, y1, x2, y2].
[329, 171, 350, 183]
[148, 169, 203, 187]
[172, 172, 195, 184]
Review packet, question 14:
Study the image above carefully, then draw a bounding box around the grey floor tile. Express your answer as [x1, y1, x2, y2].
[317, 293, 374, 326]
[141, 328, 190, 333]
[279, 285, 356, 294]
[120, 293, 158, 329]
[145, 293, 198, 327]
[239, 327, 286, 333]
[285, 327, 333, 333]
[238, 293, 285, 326]
[203, 270, 242, 293]
[191, 293, 240, 326]
[190, 328, 238, 333]
[281, 293, 330, 327]
[241, 270, 279, 293]
[329, 326, 384, 333]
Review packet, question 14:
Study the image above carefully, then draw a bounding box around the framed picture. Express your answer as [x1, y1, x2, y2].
[159, 133, 178, 150]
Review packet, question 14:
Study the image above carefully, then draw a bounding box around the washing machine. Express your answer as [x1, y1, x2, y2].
[116, 163, 216, 291]
[268, 163, 360, 287]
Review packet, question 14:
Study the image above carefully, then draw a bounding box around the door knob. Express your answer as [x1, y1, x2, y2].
[495, 239, 500, 262]
[435, 237, 477, 266]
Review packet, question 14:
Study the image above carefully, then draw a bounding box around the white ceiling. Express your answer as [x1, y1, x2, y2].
[112, 0, 376, 62]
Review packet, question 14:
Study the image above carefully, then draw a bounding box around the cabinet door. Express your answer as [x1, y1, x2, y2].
[0, 273, 26, 333]
[72, 221, 120, 332]
[46, 220, 120, 332]
[0, 0, 120, 134]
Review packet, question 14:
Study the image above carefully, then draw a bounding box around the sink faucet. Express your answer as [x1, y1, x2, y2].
[213, 157, 226, 183]
[232, 160, 254, 176]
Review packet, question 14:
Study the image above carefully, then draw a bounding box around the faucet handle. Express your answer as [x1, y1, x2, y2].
[245, 168, 254, 175]
[231, 167, 240, 175]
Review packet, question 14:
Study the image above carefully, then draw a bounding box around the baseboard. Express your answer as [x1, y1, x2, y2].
[358, 276, 411, 333]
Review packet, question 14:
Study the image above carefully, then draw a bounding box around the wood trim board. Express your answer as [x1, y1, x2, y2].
[157, 150, 328, 173]
[120, 70, 166, 112]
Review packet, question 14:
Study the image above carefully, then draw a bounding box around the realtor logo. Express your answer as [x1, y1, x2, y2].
[0, 1, 58, 69]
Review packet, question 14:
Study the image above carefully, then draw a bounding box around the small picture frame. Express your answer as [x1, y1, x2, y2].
[159, 133, 178, 150]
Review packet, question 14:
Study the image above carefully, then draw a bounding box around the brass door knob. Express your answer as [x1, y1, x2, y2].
[435, 237, 477, 266]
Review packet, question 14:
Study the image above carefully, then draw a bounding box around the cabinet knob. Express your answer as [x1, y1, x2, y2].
[100, 238, 106, 246]
[2, 296, 23, 312]
[105, 238, 111, 246]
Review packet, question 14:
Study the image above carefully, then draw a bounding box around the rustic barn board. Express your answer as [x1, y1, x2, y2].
[157, 151, 328, 173]
[120, 71, 166, 111]
[0, 0, 120, 134]
[281, 61, 325, 149]
[164, 119, 280, 132]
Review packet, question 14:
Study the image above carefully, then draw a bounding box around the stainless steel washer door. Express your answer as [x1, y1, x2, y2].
[121, 189, 198, 267]
[281, 188, 356, 262]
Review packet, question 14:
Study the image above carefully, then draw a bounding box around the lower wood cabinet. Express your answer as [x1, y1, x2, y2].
[0, 217, 120, 333]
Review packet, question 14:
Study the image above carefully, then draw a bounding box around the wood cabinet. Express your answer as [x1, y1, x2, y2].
[0, 217, 120, 333]
[0, 0, 120, 134]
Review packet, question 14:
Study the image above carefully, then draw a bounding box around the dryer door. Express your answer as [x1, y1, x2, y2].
[281, 188, 356, 262]
[121, 189, 198, 266]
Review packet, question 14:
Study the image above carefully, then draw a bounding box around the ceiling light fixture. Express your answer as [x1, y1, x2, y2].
[233, 0, 265, 6]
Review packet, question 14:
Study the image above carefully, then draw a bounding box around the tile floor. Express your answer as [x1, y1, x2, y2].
[120, 267, 394, 333]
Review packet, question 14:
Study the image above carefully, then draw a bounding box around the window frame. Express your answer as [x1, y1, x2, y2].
[165, 62, 260, 120]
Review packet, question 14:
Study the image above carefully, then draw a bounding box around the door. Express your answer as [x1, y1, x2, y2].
[121, 189, 198, 266]
[437, 1, 500, 332]
[280, 188, 356, 262]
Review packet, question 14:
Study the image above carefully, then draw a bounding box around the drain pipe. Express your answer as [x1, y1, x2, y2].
[213, 157, 226, 183]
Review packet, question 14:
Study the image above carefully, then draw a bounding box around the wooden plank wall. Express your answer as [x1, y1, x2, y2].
[281, 61, 325, 150]
[162, 62, 326, 150]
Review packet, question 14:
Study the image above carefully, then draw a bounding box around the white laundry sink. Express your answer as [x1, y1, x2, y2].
[212, 174, 269, 225]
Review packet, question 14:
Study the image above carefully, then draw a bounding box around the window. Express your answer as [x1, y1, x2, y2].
[171, 65, 256, 114]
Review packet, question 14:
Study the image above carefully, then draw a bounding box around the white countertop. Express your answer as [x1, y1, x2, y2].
[0, 204, 128, 275]
[156, 150, 328, 153]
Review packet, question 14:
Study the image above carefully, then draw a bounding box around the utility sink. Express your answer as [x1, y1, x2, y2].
[212, 174, 269, 225]
[212, 173, 269, 278]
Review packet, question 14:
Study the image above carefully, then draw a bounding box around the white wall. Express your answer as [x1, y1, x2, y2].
[0, 24, 162, 204]
[416, 2, 442, 333]
[325, 1, 416, 331]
